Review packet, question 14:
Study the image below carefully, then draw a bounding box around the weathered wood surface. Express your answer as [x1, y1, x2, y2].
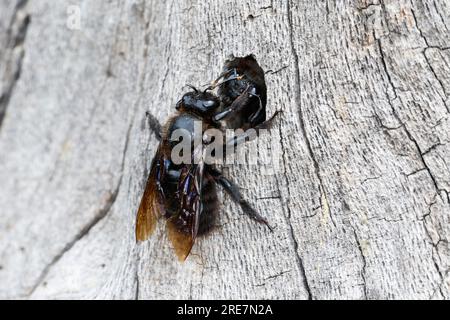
[0, 0, 449, 300]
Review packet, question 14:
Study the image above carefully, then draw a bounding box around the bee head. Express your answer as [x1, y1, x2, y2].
[176, 87, 220, 117]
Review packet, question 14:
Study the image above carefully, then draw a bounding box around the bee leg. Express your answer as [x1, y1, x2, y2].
[246, 90, 262, 123]
[145, 111, 162, 141]
[209, 168, 273, 232]
[208, 68, 240, 90]
[213, 85, 252, 121]
[224, 110, 282, 149]
[209, 70, 230, 88]
[225, 129, 257, 149]
[252, 109, 282, 130]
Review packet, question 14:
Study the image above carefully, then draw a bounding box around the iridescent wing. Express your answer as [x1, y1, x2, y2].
[167, 154, 205, 261]
[135, 146, 167, 242]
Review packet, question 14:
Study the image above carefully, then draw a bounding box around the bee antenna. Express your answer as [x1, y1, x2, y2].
[184, 84, 198, 93]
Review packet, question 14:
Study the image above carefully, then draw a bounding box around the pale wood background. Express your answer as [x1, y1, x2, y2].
[0, 0, 449, 299]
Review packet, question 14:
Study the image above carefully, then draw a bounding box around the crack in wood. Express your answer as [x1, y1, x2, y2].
[352, 227, 368, 299]
[28, 103, 134, 297]
[254, 270, 291, 287]
[265, 65, 288, 75]
[377, 36, 449, 200]
[409, 5, 449, 113]
[157, 0, 175, 102]
[0, 0, 30, 128]
[287, 0, 336, 229]
[402, 124, 447, 197]
[267, 2, 316, 300]
[28, 178, 123, 296]
[134, 260, 140, 300]
[422, 193, 448, 298]
[365, 2, 450, 299]
[275, 120, 313, 300]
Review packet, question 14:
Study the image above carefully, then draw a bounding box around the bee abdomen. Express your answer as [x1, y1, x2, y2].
[198, 177, 218, 235]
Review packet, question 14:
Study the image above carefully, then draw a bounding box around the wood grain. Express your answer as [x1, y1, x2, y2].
[0, 0, 448, 299]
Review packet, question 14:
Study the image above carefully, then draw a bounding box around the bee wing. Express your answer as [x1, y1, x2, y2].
[166, 216, 196, 262]
[167, 149, 205, 261]
[135, 147, 167, 242]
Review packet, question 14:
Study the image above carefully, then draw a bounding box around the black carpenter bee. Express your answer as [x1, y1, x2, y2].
[136, 57, 279, 261]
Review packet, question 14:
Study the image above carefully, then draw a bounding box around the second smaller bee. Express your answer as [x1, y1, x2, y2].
[212, 54, 271, 130]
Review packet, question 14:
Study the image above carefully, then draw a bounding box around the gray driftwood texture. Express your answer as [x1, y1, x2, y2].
[0, 0, 449, 300]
